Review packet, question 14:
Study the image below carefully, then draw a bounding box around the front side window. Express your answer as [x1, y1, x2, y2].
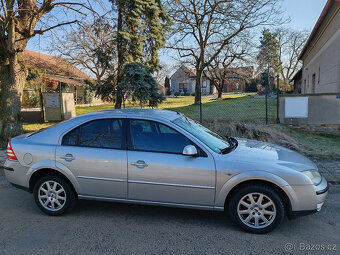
[62, 119, 124, 149]
[130, 119, 191, 154]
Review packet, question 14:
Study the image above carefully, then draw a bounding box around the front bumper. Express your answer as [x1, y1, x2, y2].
[315, 177, 329, 211]
[289, 176, 328, 219]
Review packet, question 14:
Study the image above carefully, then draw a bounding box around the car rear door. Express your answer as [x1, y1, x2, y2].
[127, 119, 216, 207]
[56, 117, 128, 199]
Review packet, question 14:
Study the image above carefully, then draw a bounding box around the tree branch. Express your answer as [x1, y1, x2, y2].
[53, 2, 93, 12]
[33, 20, 78, 36]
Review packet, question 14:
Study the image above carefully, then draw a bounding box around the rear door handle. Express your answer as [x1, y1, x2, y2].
[60, 154, 75, 161]
[131, 160, 148, 168]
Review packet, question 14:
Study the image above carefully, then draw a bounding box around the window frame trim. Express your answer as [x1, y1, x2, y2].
[61, 118, 128, 150]
[127, 118, 207, 157]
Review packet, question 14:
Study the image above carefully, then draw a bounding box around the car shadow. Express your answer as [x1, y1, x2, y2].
[72, 199, 236, 229]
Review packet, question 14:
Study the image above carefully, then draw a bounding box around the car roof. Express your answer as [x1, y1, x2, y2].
[79, 108, 183, 121]
[23, 109, 184, 145]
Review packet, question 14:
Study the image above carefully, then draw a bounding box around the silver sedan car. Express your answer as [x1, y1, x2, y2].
[4, 109, 328, 234]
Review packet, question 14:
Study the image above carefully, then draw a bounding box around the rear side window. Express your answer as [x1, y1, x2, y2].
[62, 119, 124, 149]
[62, 127, 79, 146]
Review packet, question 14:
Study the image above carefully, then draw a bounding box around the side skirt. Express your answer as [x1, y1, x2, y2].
[78, 195, 225, 212]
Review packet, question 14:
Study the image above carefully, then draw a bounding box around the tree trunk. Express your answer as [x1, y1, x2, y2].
[217, 89, 223, 99]
[0, 52, 26, 147]
[194, 69, 202, 105]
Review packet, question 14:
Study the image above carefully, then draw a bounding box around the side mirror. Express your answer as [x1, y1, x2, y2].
[182, 145, 198, 157]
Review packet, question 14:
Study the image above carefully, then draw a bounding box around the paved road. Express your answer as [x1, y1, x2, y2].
[0, 183, 339, 255]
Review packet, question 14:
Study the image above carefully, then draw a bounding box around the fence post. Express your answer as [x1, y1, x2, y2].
[39, 89, 45, 123]
[276, 74, 279, 123]
[265, 68, 269, 124]
[199, 72, 203, 123]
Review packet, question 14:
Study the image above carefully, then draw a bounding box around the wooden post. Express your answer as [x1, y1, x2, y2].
[39, 88, 45, 123]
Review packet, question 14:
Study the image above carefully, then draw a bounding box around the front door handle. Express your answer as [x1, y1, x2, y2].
[131, 160, 148, 169]
[60, 154, 75, 161]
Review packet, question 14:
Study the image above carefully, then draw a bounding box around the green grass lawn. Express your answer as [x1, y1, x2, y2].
[166, 95, 277, 122]
[23, 93, 273, 131]
[75, 93, 252, 115]
[75, 93, 273, 122]
[272, 125, 340, 159]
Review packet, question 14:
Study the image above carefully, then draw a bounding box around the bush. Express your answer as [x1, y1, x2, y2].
[84, 79, 96, 104]
[22, 90, 40, 108]
[245, 81, 258, 92]
[174, 91, 180, 97]
[191, 92, 195, 96]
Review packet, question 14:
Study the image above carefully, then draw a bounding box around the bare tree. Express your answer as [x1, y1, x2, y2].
[0, 1, 92, 146]
[206, 36, 251, 98]
[154, 62, 172, 85]
[276, 27, 309, 85]
[166, 0, 284, 104]
[51, 17, 117, 85]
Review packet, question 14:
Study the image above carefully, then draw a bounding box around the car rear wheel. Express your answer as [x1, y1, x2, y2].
[33, 175, 76, 216]
[229, 184, 285, 234]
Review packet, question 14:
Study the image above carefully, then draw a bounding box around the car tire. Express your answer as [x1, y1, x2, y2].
[228, 184, 285, 234]
[33, 174, 76, 216]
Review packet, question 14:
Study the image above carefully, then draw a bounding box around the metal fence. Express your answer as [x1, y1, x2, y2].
[22, 88, 279, 125]
[164, 92, 280, 125]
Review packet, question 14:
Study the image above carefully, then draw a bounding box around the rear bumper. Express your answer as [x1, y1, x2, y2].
[3, 159, 29, 189]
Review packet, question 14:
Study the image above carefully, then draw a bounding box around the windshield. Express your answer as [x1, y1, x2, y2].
[172, 116, 231, 153]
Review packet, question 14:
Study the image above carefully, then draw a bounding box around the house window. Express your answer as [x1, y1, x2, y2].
[235, 83, 239, 90]
[307, 75, 309, 88]
[202, 80, 207, 88]
[312, 73, 316, 93]
[179, 83, 187, 90]
[318, 67, 320, 84]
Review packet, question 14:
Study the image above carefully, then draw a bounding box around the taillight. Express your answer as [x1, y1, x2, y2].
[7, 140, 18, 160]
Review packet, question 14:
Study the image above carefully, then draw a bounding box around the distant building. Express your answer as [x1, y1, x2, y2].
[24, 50, 101, 104]
[290, 69, 302, 93]
[210, 67, 254, 93]
[170, 66, 211, 95]
[297, 0, 340, 94]
[170, 65, 254, 95]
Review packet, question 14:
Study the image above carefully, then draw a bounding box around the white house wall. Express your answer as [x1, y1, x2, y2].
[301, 5, 340, 94]
[170, 67, 211, 94]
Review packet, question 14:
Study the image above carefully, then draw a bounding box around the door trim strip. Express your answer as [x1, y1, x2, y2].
[128, 180, 215, 190]
[78, 195, 223, 211]
[77, 176, 126, 182]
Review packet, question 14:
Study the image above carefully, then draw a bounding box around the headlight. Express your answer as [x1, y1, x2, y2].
[302, 169, 322, 185]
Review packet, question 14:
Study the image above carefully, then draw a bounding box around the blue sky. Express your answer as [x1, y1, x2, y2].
[282, 0, 327, 30]
[27, 0, 329, 71]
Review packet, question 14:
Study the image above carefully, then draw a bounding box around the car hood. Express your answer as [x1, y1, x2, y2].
[228, 138, 317, 171]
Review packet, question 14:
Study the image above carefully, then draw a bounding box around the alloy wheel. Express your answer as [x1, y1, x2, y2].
[38, 181, 67, 211]
[237, 192, 276, 229]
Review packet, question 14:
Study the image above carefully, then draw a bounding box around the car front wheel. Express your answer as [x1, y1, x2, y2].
[33, 175, 76, 216]
[229, 184, 285, 234]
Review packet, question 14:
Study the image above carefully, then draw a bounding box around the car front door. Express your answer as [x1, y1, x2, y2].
[56, 118, 127, 199]
[127, 119, 216, 207]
